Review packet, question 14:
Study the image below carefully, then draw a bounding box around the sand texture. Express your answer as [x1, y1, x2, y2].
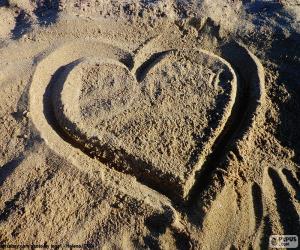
[0, 1, 300, 249]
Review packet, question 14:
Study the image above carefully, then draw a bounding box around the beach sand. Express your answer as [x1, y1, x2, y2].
[0, 1, 299, 249]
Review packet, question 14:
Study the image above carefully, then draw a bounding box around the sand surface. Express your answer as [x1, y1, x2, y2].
[0, 1, 300, 249]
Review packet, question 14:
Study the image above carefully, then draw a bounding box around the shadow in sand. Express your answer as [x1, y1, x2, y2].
[268, 168, 300, 235]
[11, 10, 32, 39]
[244, 1, 282, 14]
[34, 0, 60, 26]
[11, 0, 60, 39]
[268, 32, 300, 165]
[0, 0, 8, 7]
[0, 155, 24, 187]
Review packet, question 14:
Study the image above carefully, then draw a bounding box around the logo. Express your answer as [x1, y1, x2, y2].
[269, 235, 298, 248]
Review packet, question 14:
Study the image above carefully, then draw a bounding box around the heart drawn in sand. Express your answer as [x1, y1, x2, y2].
[52, 49, 237, 200]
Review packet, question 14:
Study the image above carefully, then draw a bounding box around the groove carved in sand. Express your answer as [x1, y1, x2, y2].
[175, 43, 266, 204]
[29, 39, 265, 204]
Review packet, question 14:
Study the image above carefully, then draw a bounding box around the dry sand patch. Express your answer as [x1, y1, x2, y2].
[1, 1, 300, 248]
